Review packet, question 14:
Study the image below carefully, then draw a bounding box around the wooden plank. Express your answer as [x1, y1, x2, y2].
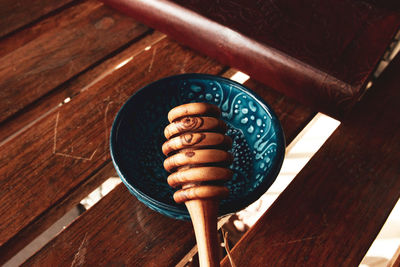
[0, 31, 166, 145]
[0, 31, 167, 265]
[23, 185, 196, 267]
[23, 73, 315, 265]
[0, 162, 116, 265]
[0, 0, 75, 38]
[0, 37, 225, 260]
[221, 55, 400, 266]
[0, 0, 149, 124]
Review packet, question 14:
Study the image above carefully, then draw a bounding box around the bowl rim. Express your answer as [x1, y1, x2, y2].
[110, 73, 286, 220]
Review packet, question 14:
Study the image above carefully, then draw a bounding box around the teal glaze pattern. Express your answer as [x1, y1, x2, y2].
[110, 74, 285, 220]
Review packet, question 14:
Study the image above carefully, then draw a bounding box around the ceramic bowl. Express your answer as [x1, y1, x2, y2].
[110, 73, 285, 220]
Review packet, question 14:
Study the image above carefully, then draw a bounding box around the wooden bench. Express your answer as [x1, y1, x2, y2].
[0, 0, 399, 266]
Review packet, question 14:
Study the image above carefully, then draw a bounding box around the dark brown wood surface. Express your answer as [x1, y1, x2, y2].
[23, 184, 196, 267]
[0, 162, 117, 265]
[0, 35, 224, 264]
[22, 71, 315, 265]
[0, 0, 75, 38]
[221, 55, 400, 266]
[0, 0, 150, 124]
[5, 1, 395, 265]
[101, 0, 400, 117]
[0, 31, 165, 144]
[172, 0, 400, 86]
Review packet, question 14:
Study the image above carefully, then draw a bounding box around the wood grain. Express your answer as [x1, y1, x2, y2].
[172, 0, 400, 86]
[162, 132, 231, 156]
[22, 72, 315, 266]
[0, 162, 116, 265]
[186, 199, 221, 267]
[221, 55, 400, 266]
[0, 0, 149, 124]
[0, 0, 75, 38]
[101, 0, 400, 116]
[0, 31, 166, 144]
[23, 185, 196, 267]
[0, 37, 224, 260]
[164, 117, 227, 140]
[164, 103, 231, 266]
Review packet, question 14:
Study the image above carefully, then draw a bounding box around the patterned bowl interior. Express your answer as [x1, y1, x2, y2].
[110, 73, 285, 220]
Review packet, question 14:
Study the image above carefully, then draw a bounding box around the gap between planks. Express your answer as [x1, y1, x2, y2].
[0, 31, 167, 146]
[1, 31, 226, 265]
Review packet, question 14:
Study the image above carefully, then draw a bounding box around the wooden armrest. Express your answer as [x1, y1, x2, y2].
[101, 0, 400, 117]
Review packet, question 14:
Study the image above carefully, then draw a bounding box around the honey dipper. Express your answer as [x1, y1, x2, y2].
[162, 103, 233, 267]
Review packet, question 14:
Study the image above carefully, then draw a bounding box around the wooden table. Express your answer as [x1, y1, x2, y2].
[0, 1, 399, 266]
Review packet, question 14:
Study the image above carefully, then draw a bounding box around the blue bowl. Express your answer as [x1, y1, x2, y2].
[110, 73, 285, 220]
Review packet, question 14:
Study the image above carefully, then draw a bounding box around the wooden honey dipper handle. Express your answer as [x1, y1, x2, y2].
[163, 103, 233, 267]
